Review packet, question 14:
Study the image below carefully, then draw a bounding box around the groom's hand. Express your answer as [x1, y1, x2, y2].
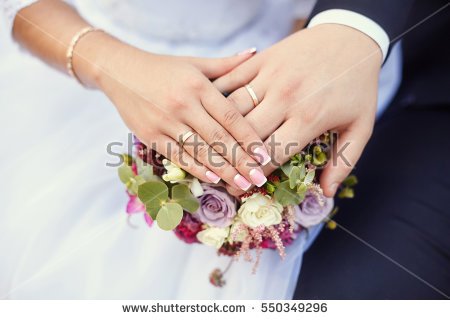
[215, 24, 382, 197]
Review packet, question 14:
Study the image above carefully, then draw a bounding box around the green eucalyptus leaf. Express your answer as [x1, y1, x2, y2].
[156, 203, 184, 231]
[118, 164, 134, 184]
[135, 157, 155, 181]
[304, 170, 315, 185]
[289, 166, 301, 189]
[297, 182, 307, 196]
[299, 163, 306, 180]
[274, 181, 303, 206]
[171, 184, 200, 213]
[138, 181, 168, 214]
[281, 163, 293, 177]
[146, 205, 159, 220]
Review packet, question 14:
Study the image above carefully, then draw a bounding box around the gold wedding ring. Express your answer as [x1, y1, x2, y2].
[245, 84, 259, 107]
[180, 130, 195, 146]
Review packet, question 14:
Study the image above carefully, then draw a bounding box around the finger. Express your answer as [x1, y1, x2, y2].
[201, 87, 272, 166]
[243, 93, 287, 140]
[164, 123, 257, 190]
[151, 135, 212, 183]
[183, 48, 256, 79]
[212, 55, 260, 94]
[183, 104, 267, 190]
[320, 121, 373, 197]
[263, 119, 326, 175]
[225, 184, 245, 198]
[226, 79, 267, 116]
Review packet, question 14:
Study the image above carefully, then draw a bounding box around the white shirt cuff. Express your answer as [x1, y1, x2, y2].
[307, 9, 390, 62]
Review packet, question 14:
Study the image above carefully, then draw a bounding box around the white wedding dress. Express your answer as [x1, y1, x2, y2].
[0, 0, 402, 299]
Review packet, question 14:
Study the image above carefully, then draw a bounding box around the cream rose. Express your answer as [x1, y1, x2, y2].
[238, 193, 283, 228]
[196, 227, 229, 249]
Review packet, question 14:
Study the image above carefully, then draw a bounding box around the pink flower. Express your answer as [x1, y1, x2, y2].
[126, 194, 145, 214]
[294, 191, 334, 228]
[174, 212, 203, 244]
[126, 193, 153, 227]
[143, 212, 153, 227]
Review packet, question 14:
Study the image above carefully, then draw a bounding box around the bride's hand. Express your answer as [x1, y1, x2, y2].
[76, 33, 269, 190]
[214, 24, 382, 196]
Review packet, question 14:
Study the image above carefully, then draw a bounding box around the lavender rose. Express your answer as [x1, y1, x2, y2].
[195, 186, 237, 228]
[294, 191, 334, 228]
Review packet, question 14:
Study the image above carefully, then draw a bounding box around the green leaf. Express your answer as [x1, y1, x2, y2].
[338, 187, 354, 199]
[118, 164, 134, 184]
[281, 163, 293, 177]
[171, 184, 200, 213]
[135, 157, 155, 181]
[304, 170, 315, 185]
[297, 182, 307, 197]
[156, 203, 184, 230]
[146, 205, 159, 220]
[342, 175, 358, 187]
[289, 166, 301, 189]
[138, 181, 169, 214]
[299, 163, 306, 180]
[274, 181, 303, 206]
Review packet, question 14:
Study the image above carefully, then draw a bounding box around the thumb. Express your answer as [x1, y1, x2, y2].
[320, 123, 372, 197]
[184, 47, 256, 79]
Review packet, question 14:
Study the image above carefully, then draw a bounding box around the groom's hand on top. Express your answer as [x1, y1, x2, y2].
[215, 24, 382, 197]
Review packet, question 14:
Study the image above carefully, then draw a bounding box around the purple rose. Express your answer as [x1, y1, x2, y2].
[294, 191, 334, 228]
[195, 186, 237, 228]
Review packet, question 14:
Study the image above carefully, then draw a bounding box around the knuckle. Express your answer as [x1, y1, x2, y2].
[226, 92, 239, 107]
[211, 128, 227, 142]
[223, 109, 241, 127]
[167, 95, 186, 112]
[236, 154, 251, 169]
[298, 105, 321, 125]
[196, 143, 209, 160]
[279, 80, 300, 102]
[188, 77, 205, 91]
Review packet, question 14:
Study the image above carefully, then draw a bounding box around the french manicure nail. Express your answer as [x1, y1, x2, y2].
[234, 174, 252, 191]
[250, 169, 267, 187]
[237, 47, 257, 56]
[254, 147, 271, 165]
[206, 171, 221, 184]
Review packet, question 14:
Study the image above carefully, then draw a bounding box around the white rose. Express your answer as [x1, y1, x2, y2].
[162, 159, 186, 183]
[196, 227, 229, 249]
[238, 193, 283, 228]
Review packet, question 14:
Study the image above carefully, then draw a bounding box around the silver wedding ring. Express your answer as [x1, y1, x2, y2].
[244, 84, 259, 107]
[180, 130, 195, 146]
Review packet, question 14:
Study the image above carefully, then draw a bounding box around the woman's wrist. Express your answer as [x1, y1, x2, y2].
[72, 30, 142, 90]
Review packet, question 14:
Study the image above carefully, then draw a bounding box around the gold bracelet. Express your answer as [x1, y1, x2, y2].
[66, 26, 102, 86]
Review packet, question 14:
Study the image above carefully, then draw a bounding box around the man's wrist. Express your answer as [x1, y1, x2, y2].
[308, 9, 390, 62]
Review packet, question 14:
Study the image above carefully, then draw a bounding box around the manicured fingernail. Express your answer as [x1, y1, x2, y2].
[254, 147, 271, 165]
[206, 171, 221, 184]
[250, 169, 267, 187]
[237, 47, 257, 56]
[234, 174, 252, 191]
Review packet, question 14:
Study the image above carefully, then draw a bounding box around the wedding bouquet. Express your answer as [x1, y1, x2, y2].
[118, 133, 356, 286]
